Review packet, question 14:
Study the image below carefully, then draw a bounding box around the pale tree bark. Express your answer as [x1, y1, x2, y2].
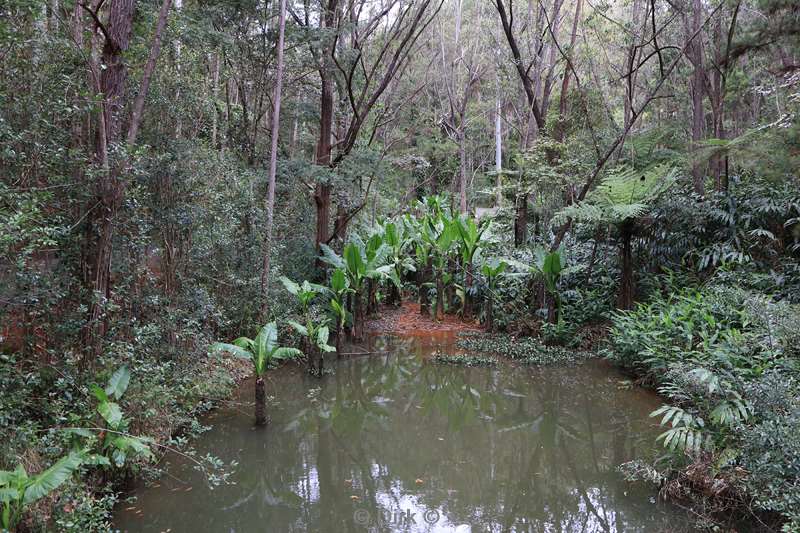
[259, 0, 288, 321]
[495, 96, 503, 206]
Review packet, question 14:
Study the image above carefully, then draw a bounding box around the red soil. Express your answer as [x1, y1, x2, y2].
[365, 301, 482, 336]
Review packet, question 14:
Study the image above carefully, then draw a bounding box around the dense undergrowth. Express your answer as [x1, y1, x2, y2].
[606, 279, 800, 530]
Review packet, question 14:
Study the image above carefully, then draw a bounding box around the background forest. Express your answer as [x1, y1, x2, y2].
[1, 0, 799, 529]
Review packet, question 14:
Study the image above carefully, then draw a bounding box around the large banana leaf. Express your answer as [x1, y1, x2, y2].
[23, 452, 84, 504]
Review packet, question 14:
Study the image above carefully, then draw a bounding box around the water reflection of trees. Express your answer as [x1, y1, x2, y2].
[275, 337, 677, 532]
[121, 337, 684, 532]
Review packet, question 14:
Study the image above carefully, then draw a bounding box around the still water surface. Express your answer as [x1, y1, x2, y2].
[115, 333, 690, 532]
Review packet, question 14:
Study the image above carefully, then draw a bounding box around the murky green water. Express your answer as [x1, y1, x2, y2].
[115, 334, 690, 532]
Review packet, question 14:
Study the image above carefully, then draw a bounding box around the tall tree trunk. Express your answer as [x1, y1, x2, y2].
[514, 194, 527, 247]
[689, 0, 706, 195]
[458, 128, 467, 213]
[554, 0, 582, 142]
[617, 221, 635, 310]
[259, 0, 287, 321]
[83, 0, 136, 357]
[494, 97, 503, 206]
[313, 0, 337, 255]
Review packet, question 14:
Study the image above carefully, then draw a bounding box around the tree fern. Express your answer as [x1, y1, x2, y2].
[555, 163, 678, 226]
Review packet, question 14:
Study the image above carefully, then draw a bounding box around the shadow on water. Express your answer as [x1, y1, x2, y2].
[115, 334, 693, 532]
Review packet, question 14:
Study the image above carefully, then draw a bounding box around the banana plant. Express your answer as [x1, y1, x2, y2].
[211, 322, 302, 425]
[320, 237, 391, 340]
[429, 213, 456, 320]
[0, 452, 85, 531]
[381, 220, 415, 306]
[506, 247, 581, 325]
[455, 215, 490, 318]
[406, 213, 434, 316]
[480, 259, 509, 332]
[287, 318, 335, 377]
[88, 366, 154, 467]
[327, 268, 352, 354]
[279, 276, 327, 314]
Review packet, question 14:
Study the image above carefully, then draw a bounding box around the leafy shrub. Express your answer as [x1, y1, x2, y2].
[607, 283, 800, 527]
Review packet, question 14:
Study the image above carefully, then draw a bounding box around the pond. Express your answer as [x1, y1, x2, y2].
[115, 333, 691, 532]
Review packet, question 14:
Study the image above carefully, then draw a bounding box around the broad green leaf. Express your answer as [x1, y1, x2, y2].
[0, 487, 19, 504]
[89, 384, 109, 403]
[287, 320, 308, 337]
[210, 342, 254, 361]
[279, 276, 300, 295]
[23, 452, 83, 504]
[255, 322, 278, 356]
[105, 366, 130, 400]
[272, 347, 303, 360]
[98, 401, 123, 427]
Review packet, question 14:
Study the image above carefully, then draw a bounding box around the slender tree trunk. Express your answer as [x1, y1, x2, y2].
[458, 128, 467, 214]
[486, 293, 494, 332]
[127, 0, 172, 145]
[435, 272, 444, 321]
[259, 0, 287, 321]
[617, 221, 635, 310]
[494, 97, 503, 206]
[254, 377, 267, 425]
[419, 258, 430, 315]
[313, 0, 337, 255]
[554, 0, 582, 142]
[463, 263, 473, 318]
[514, 194, 527, 246]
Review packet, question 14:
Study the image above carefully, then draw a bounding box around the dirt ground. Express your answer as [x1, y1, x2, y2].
[364, 301, 482, 336]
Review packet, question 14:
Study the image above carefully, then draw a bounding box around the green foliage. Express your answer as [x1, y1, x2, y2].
[557, 164, 678, 226]
[431, 353, 497, 366]
[607, 282, 800, 525]
[211, 322, 302, 377]
[0, 452, 84, 530]
[456, 333, 592, 365]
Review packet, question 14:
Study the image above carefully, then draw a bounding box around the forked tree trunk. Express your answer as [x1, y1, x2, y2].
[254, 377, 267, 425]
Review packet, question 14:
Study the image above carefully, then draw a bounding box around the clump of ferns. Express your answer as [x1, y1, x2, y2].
[651, 365, 753, 458]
